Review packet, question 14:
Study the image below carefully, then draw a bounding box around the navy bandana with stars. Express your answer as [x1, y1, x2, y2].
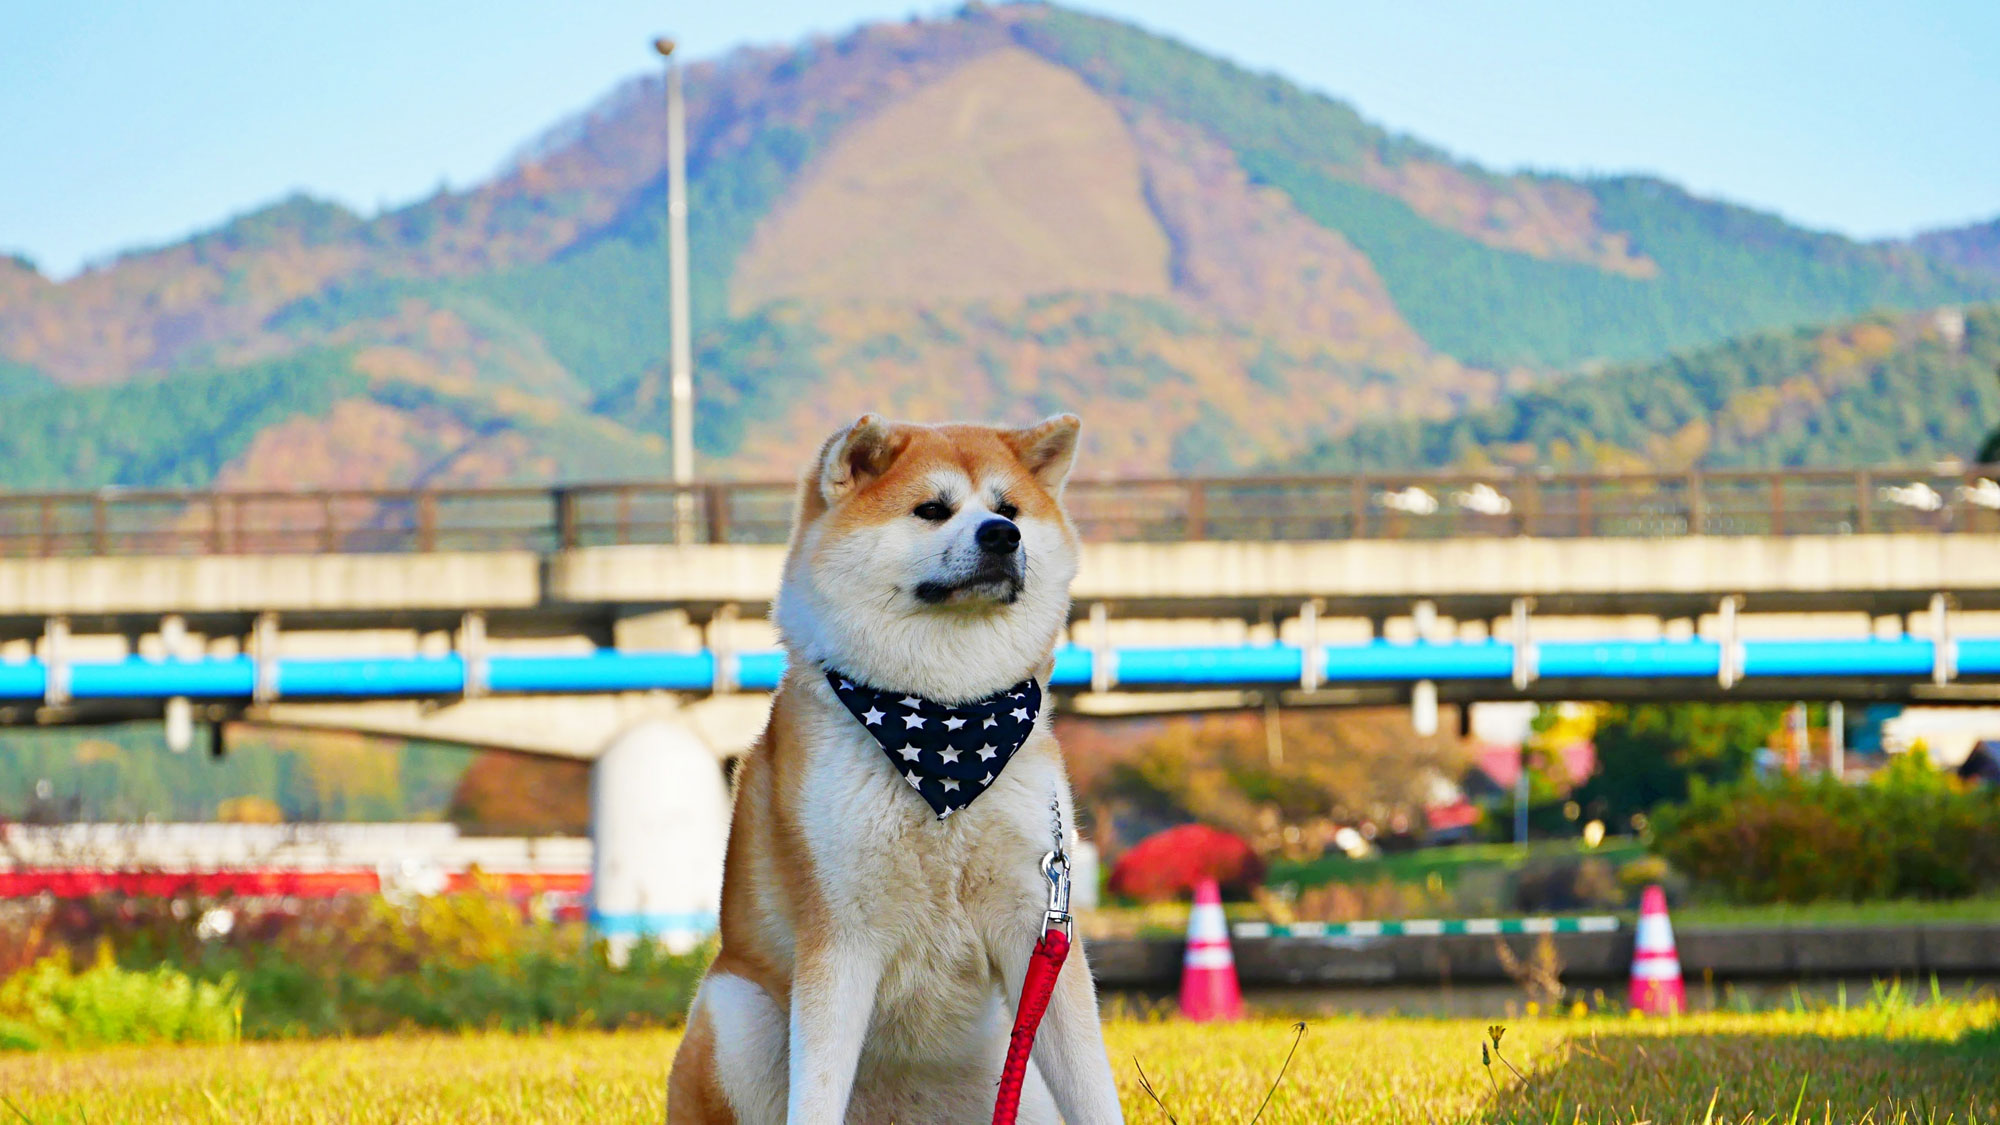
[824, 669, 1043, 819]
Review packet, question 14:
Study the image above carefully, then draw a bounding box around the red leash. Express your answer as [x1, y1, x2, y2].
[992, 850, 1074, 1125]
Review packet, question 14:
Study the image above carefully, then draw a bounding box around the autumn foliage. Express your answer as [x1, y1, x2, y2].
[1106, 824, 1264, 902]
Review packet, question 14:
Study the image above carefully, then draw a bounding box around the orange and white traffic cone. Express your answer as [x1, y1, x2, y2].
[1179, 878, 1243, 1021]
[1629, 884, 1685, 1015]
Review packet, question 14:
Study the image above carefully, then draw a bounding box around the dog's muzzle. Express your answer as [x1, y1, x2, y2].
[915, 552, 1024, 606]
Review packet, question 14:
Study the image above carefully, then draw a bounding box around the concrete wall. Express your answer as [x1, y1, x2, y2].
[8, 534, 1996, 623]
[0, 552, 541, 618]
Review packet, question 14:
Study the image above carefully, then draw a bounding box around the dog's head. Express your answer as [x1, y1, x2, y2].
[774, 414, 1082, 703]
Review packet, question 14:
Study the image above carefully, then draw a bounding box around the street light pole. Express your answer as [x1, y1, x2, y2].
[654, 37, 695, 539]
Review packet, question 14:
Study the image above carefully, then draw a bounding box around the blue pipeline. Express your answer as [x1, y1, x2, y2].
[0, 637, 1992, 703]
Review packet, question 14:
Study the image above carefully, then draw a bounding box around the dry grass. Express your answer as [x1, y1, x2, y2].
[0, 1002, 1993, 1123]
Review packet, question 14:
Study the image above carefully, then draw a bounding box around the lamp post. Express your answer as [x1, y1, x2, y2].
[654, 36, 695, 540]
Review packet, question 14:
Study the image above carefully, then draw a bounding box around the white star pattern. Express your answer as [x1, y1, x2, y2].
[824, 669, 1040, 819]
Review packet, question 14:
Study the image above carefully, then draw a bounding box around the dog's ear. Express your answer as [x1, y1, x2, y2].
[817, 414, 905, 505]
[1004, 414, 1080, 495]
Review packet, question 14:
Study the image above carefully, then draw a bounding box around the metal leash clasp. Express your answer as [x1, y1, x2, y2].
[1040, 849, 1072, 939]
[1041, 793, 1072, 938]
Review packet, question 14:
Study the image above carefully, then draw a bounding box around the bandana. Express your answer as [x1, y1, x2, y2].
[824, 669, 1043, 819]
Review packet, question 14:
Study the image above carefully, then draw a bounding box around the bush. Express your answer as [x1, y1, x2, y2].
[0, 949, 239, 1051]
[1108, 824, 1264, 902]
[1653, 756, 2000, 904]
[5, 883, 709, 1040]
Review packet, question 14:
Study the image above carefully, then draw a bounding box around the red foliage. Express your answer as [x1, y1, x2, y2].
[1106, 824, 1264, 903]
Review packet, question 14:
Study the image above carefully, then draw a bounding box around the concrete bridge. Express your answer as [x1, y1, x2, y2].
[3, 466, 1997, 947]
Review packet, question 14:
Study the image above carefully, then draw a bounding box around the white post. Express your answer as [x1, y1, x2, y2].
[1411, 678, 1438, 737]
[165, 695, 194, 755]
[590, 718, 729, 961]
[1412, 599, 1438, 642]
[1828, 700, 1845, 780]
[656, 37, 697, 543]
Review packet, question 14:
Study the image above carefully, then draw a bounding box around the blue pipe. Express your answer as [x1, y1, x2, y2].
[1961, 639, 2000, 675]
[1743, 638, 1936, 678]
[70, 656, 256, 699]
[1325, 640, 1514, 681]
[489, 651, 713, 693]
[0, 637, 1992, 703]
[1538, 640, 1722, 679]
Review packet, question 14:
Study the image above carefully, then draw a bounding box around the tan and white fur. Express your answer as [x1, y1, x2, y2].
[666, 415, 1124, 1124]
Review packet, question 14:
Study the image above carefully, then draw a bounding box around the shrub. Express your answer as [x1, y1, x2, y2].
[0, 948, 239, 1051]
[1108, 824, 1264, 902]
[5, 883, 709, 1040]
[224, 939, 704, 1039]
[1653, 757, 2000, 904]
[188, 884, 709, 1038]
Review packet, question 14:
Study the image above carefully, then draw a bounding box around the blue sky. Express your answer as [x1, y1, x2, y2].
[4, 1, 1996, 279]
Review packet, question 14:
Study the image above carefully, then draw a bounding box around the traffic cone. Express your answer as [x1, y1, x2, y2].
[1629, 884, 1685, 1015]
[1178, 878, 1243, 1021]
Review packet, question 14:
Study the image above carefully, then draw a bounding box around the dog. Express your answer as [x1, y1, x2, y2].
[666, 414, 1124, 1124]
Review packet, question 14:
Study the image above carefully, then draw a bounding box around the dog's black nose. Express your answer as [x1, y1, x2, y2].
[975, 518, 1020, 554]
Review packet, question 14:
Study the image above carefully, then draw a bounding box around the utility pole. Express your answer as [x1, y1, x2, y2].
[1514, 744, 1530, 846]
[654, 37, 695, 540]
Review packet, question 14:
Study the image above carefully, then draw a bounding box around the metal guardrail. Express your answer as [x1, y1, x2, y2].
[0, 467, 1996, 556]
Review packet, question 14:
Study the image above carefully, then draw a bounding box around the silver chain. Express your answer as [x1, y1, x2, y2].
[1040, 790, 1072, 935]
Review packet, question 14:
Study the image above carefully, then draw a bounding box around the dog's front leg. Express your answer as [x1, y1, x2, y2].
[997, 925, 1124, 1124]
[785, 940, 883, 1125]
[1034, 941, 1125, 1123]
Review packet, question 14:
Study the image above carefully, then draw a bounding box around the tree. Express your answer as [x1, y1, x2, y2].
[1572, 702, 1789, 826]
[1091, 708, 1468, 857]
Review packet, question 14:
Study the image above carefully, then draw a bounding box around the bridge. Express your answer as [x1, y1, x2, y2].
[3, 465, 1998, 948]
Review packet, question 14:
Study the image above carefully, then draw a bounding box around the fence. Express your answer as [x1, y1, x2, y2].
[0, 467, 1995, 556]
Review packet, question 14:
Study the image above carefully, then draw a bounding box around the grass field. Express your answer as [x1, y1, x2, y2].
[1268, 839, 1652, 893]
[1, 1000, 1993, 1124]
[1672, 895, 2000, 928]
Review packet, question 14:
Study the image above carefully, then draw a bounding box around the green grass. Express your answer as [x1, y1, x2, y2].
[0, 1000, 1993, 1123]
[1674, 895, 2000, 929]
[1270, 839, 1649, 893]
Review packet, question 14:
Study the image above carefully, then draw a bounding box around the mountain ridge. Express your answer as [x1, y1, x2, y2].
[1, 1, 1994, 487]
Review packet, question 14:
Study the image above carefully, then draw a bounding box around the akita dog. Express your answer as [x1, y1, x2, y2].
[666, 414, 1123, 1123]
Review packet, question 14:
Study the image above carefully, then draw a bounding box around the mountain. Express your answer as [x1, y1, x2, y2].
[1286, 303, 2000, 474]
[1, 2, 1994, 489]
[1912, 218, 2000, 282]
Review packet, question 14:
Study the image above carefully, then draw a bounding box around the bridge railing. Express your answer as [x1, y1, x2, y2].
[0, 466, 1994, 556]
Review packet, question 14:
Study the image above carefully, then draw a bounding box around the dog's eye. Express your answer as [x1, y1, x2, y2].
[994, 501, 1020, 519]
[913, 501, 953, 522]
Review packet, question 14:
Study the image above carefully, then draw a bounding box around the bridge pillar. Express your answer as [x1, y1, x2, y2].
[589, 718, 730, 960]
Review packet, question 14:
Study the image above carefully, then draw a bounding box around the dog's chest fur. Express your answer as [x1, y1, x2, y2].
[787, 682, 1069, 1055]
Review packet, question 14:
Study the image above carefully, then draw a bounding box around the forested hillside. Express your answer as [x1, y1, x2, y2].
[1, 2, 1995, 488]
[1289, 305, 2000, 473]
